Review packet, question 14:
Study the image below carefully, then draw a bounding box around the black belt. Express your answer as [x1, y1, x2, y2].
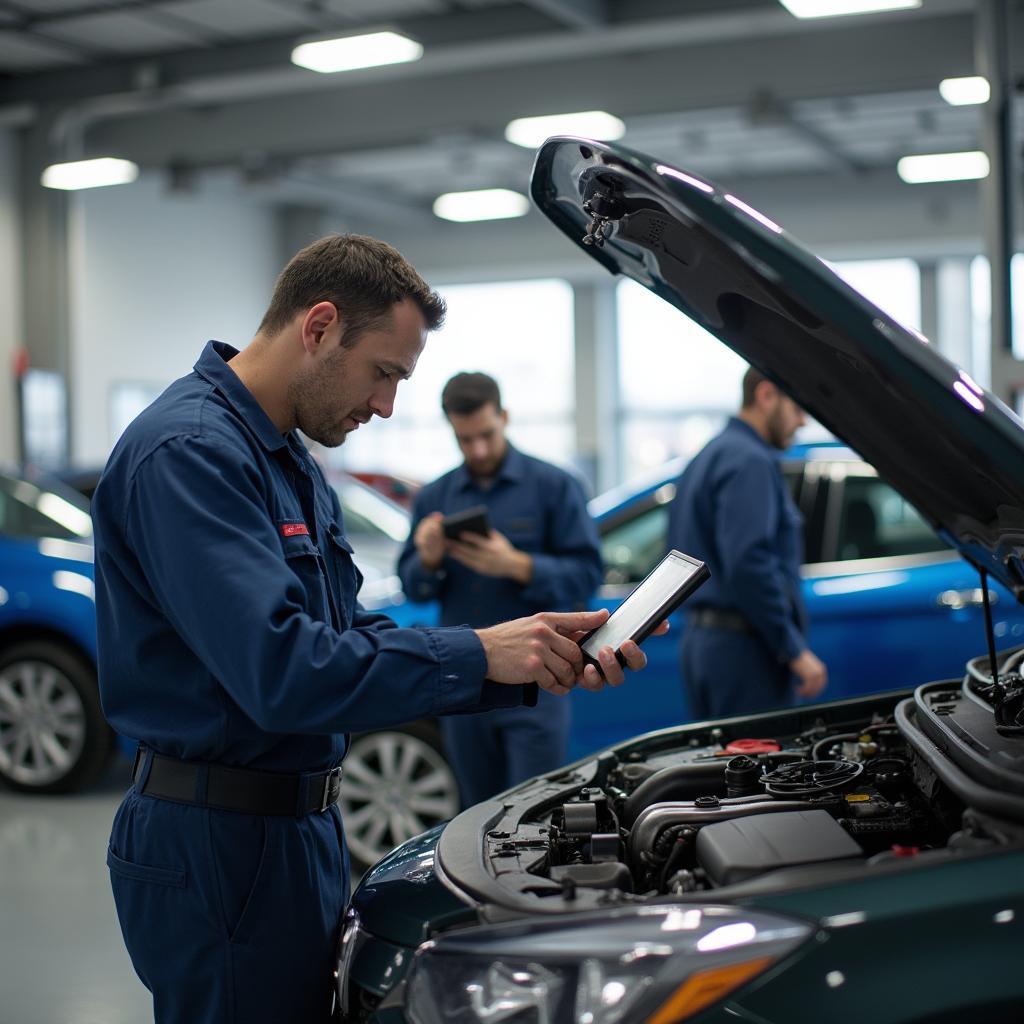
[132, 748, 343, 816]
[688, 607, 754, 634]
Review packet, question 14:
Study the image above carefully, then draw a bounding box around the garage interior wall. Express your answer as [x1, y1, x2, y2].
[67, 176, 279, 466]
[0, 129, 20, 464]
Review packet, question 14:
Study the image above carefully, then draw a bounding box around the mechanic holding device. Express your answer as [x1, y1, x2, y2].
[92, 236, 652, 1024]
[398, 372, 604, 807]
[667, 366, 828, 719]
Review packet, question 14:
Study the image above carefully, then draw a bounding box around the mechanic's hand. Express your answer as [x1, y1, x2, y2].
[414, 512, 446, 571]
[477, 609, 611, 696]
[578, 619, 670, 692]
[477, 612, 669, 696]
[791, 648, 828, 699]
[448, 529, 532, 584]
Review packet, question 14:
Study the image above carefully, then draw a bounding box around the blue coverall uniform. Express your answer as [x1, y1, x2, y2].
[398, 445, 602, 806]
[93, 342, 533, 1024]
[667, 416, 807, 719]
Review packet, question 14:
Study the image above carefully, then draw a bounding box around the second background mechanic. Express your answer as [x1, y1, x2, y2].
[398, 371, 603, 806]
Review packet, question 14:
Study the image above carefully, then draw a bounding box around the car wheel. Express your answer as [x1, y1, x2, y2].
[338, 720, 459, 871]
[0, 641, 112, 793]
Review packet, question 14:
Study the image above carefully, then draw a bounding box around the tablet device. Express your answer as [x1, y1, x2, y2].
[442, 505, 491, 539]
[579, 549, 710, 673]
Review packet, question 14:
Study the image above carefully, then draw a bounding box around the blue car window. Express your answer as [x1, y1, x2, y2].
[601, 501, 670, 585]
[836, 475, 947, 561]
[0, 476, 89, 541]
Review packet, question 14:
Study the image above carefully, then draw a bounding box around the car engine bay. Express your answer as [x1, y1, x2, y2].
[436, 648, 1024, 914]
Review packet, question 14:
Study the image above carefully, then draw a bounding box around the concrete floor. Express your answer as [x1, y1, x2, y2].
[0, 754, 153, 1024]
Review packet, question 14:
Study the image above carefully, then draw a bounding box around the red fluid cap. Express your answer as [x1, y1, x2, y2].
[724, 739, 781, 755]
[890, 845, 920, 857]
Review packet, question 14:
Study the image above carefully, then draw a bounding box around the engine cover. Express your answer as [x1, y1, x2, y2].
[696, 809, 862, 885]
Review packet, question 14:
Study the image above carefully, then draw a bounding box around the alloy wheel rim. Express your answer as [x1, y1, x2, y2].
[338, 732, 458, 866]
[0, 660, 86, 787]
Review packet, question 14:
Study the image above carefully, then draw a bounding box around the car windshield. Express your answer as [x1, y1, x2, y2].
[0, 472, 93, 541]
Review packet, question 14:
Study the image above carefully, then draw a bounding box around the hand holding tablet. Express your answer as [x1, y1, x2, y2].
[578, 549, 710, 681]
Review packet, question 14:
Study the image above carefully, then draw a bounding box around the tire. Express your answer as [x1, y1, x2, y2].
[337, 720, 459, 872]
[0, 640, 113, 793]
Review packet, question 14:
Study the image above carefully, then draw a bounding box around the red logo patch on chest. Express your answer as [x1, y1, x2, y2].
[280, 523, 310, 537]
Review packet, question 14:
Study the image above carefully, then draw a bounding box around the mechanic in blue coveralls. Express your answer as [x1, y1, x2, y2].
[398, 372, 603, 807]
[667, 366, 828, 719]
[92, 235, 658, 1024]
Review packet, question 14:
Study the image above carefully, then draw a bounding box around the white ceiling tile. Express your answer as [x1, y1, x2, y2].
[0, 29, 82, 70]
[161, 0, 319, 39]
[43, 10, 203, 54]
[319, 0, 449, 21]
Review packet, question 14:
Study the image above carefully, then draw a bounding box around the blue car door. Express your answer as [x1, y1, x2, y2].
[802, 461, 1024, 698]
[568, 485, 685, 760]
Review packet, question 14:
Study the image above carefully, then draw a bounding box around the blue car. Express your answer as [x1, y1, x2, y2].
[578, 439, 1024, 754]
[0, 468, 105, 793]
[340, 441, 1024, 866]
[0, 468, 415, 795]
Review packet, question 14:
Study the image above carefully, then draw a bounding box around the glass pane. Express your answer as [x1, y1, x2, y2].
[970, 253, 1024, 384]
[601, 502, 670, 585]
[0, 475, 89, 541]
[828, 258, 922, 331]
[617, 278, 747, 415]
[836, 476, 945, 561]
[335, 279, 575, 482]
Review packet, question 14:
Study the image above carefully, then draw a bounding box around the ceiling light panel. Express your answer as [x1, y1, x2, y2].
[291, 31, 423, 74]
[779, 0, 921, 17]
[433, 189, 530, 222]
[896, 150, 989, 184]
[505, 111, 625, 149]
[939, 76, 990, 106]
[41, 157, 139, 190]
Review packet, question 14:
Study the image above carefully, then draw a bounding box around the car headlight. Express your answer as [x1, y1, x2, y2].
[406, 904, 812, 1024]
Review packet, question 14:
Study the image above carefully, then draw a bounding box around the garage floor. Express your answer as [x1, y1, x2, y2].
[0, 755, 153, 1024]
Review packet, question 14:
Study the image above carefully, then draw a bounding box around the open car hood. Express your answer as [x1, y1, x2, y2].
[531, 137, 1024, 600]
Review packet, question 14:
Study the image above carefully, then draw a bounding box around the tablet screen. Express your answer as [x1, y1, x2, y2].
[581, 551, 705, 658]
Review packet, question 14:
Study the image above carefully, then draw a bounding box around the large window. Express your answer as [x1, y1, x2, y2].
[616, 259, 921, 482]
[829, 258, 921, 332]
[616, 279, 747, 479]
[970, 253, 1024, 390]
[333, 279, 575, 484]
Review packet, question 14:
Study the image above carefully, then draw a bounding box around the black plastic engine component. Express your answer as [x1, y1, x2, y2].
[761, 758, 864, 797]
[696, 809, 862, 885]
[620, 762, 729, 825]
[549, 862, 633, 892]
[725, 755, 761, 797]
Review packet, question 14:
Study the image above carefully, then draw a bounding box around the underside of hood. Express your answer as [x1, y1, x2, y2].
[530, 137, 1024, 600]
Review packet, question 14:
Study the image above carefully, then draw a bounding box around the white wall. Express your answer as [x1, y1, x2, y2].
[0, 130, 21, 463]
[68, 174, 277, 465]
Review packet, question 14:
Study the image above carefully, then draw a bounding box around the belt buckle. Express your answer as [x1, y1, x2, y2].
[320, 766, 343, 812]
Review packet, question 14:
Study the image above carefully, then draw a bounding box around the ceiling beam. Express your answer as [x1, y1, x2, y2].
[520, 0, 608, 28]
[77, 14, 974, 172]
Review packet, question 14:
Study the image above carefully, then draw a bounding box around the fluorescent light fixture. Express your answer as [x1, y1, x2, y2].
[41, 157, 138, 191]
[291, 31, 422, 74]
[897, 150, 989, 184]
[779, 0, 920, 17]
[504, 110, 625, 149]
[939, 76, 990, 106]
[433, 189, 530, 223]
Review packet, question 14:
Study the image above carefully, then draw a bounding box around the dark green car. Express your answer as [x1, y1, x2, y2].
[335, 138, 1024, 1024]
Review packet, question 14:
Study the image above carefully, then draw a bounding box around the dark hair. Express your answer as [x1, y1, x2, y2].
[741, 366, 769, 408]
[258, 234, 446, 342]
[441, 372, 502, 417]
